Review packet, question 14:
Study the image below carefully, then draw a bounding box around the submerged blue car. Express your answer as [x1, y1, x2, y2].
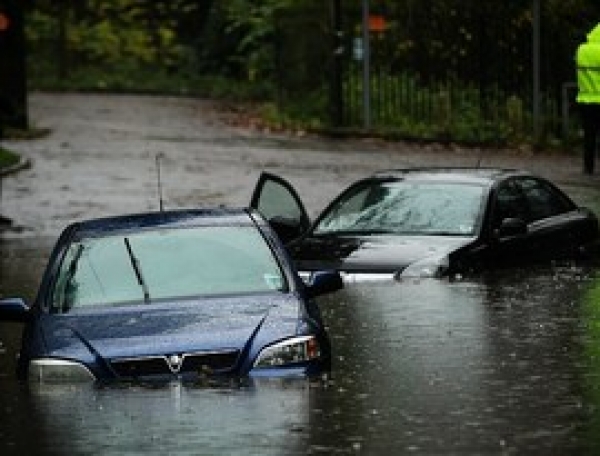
[0, 209, 342, 383]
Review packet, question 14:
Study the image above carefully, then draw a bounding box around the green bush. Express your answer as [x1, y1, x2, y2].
[0, 147, 20, 169]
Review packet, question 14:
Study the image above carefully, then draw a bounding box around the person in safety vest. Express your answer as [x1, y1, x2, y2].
[577, 23, 600, 174]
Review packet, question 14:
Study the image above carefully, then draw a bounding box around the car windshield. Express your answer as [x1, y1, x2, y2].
[314, 180, 486, 236]
[51, 225, 287, 312]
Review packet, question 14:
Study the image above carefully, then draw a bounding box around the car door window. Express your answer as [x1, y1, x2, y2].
[492, 180, 529, 227]
[256, 179, 304, 223]
[251, 173, 308, 224]
[250, 172, 310, 244]
[515, 177, 574, 222]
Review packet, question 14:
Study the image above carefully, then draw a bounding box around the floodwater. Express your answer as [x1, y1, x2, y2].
[3, 94, 600, 454]
[3, 237, 600, 454]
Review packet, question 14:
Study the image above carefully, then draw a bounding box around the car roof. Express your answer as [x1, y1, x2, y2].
[372, 167, 530, 186]
[68, 208, 255, 239]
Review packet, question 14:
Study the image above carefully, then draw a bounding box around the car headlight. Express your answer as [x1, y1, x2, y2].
[399, 254, 449, 279]
[29, 359, 96, 383]
[253, 335, 321, 368]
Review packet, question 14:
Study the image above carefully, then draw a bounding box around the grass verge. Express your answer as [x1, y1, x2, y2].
[0, 146, 20, 170]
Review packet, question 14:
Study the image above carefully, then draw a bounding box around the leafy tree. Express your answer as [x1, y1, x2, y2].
[198, 0, 296, 80]
[26, 0, 212, 80]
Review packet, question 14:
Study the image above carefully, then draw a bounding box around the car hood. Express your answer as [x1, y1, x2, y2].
[289, 234, 475, 274]
[42, 294, 298, 366]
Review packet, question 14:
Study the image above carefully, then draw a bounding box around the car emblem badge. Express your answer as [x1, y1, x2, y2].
[166, 354, 184, 374]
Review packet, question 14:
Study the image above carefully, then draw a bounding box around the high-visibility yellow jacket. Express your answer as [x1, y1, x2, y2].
[577, 24, 600, 103]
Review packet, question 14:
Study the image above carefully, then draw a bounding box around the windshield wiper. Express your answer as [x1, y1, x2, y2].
[124, 237, 151, 304]
[315, 229, 397, 237]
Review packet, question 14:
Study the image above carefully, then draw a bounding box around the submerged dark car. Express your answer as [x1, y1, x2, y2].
[0, 209, 342, 382]
[250, 168, 600, 279]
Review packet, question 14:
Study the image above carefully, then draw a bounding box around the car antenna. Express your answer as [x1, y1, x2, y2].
[155, 152, 165, 212]
[476, 150, 483, 169]
[475, 150, 484, 169]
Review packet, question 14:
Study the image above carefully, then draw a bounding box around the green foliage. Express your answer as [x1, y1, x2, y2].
[26, 0, 210, 83]
[22, 0, 600, 147]
[0, 147, 19, 169]
[30, 61, 272, 102]
[506, 95, 525, 139]
[580, 276, 600, 431]
[261, 89, 328, 131]
[338, 71, 522, 145]
[199, 0, 321, 83]
[223, 0, 288, 80]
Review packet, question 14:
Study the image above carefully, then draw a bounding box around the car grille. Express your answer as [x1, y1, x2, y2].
[110, 350, 240, 378]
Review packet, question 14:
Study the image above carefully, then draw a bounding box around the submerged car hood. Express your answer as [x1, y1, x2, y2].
[42, 295, 297, 362]
[289, 234, 475, 273]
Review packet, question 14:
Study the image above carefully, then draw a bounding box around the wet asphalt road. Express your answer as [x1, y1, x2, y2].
[3, 93, 600, 455]
[1, 93, 598, 239]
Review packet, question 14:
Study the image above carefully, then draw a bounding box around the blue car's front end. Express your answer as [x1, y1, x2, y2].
[20, 293, 330, 383]
[7, 209, 339, 384]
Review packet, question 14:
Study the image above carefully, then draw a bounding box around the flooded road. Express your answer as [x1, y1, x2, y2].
[3, 251, 600, 454]
[323, 271, 600, 454]
[3, 94, 600, 454]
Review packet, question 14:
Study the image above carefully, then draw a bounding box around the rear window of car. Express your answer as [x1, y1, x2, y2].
[314, 180, 486, 236]
[50, 226, 287, 312]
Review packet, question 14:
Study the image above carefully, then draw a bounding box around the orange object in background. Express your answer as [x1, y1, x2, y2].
[0, 13, 9, 31]
[369, 14, 385, 33]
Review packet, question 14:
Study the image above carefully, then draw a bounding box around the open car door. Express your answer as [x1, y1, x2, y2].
[250, 172, 310, 245]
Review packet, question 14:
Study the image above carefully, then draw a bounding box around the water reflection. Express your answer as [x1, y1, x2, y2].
[4, 235, 600, 453]
[317, 267, 597, 454]
[23, 380, 313, 456]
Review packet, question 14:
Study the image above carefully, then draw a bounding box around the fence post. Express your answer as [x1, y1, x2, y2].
[330, 0, 344, 127]
[361, 0, 371, 130]
[532, 0, 541, 141]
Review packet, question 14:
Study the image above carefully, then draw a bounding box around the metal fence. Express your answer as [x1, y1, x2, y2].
[275, 2, 595, 145]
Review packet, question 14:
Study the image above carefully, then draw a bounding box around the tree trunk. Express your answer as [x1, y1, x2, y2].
[0, 0, 28, 131]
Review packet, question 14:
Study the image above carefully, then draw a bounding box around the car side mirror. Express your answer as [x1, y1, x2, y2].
[306, 270, 343, 298]
[0, 298, 31, 322]
[495, 217, 527, 239]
